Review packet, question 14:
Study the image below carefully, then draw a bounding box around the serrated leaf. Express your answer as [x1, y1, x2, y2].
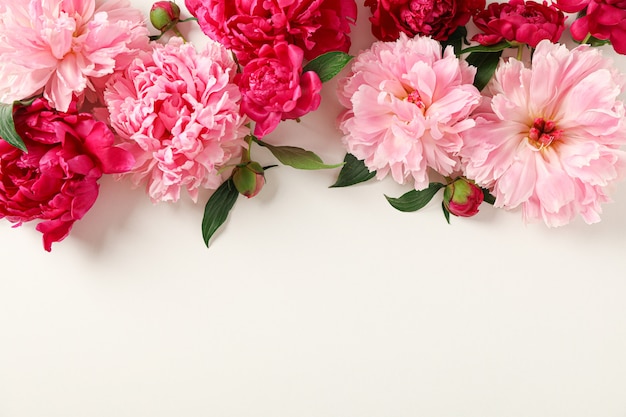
[330, 153, 376, 187]
[482, 188, 496, 205]
[202, 178, 240, 247]
[303, 51, 353, 82]
[0, 102, 27, 152]
[254, 139, 343, 170]
[385, 182, 445, 212]
[466, 50, 503, 91]
[442, 201, 451, 224]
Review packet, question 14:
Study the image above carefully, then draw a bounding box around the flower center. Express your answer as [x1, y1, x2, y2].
[406, 90, 426, 110]
[528, 117, 562, 149]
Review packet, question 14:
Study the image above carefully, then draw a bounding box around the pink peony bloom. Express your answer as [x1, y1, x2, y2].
[105, 38, 249, 203]
[0, 0, 149, 112]
[0, 98, 134, 251]
[555, 0, 626, 54]
[337, 34, 481, 189]
[366, 0, 486, 42]
[460, 40, 626, 227]
[184, 0, 357, 65]
[472, 0, 566, 48]
[238, 42, 322, 138]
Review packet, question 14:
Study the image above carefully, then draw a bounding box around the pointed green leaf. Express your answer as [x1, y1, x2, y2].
[385, 182, 445, 212]
[330, 153, 376, 187]
[459, 41, 511, 55]
[442, 201, 451, 224]
[0, 102, 27, 152]
[254, 139, 343, 170]
[442, 26, 468, 56]
[466, 50, 503, 91]
[202, 178, 240, 247]
[303, 51, 353, 82]
[482, 188, 496, 205]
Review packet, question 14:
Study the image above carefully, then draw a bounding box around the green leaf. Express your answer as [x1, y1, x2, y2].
[202, 178, 240, 247]
[459, 41, 511, 55]
[466, 50, 503, 91]
[442, 26, 468, 56]
[442, 201, 451, 224]
[303, 51, 353, 82]
[330, 153, 376, 188]
[385, 182, 445, 212]
[482, 188, 496, 205]
[0, 102, 27, 152]
[254, 139, 343, 170]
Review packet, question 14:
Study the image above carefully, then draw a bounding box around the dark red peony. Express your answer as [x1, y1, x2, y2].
[0, 99, 134, 251]
[366, 0, 486, 42]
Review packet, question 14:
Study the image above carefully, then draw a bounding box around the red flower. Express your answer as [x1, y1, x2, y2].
[0, 99, 134, 251]
[556, 0, 626, 54]
[184, 0, 357, 65]
[366, 0, 486, 42]
[238, 42, 322, 138]
[443, 178, 484, 217]
[472, 0, 566, 47]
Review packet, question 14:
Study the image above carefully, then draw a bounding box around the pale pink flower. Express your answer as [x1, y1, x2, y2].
[0, 0, 149, 112]
[105, 38, 249, 203]
[460, 40, 626, 227]
[337, 34, 481, 189]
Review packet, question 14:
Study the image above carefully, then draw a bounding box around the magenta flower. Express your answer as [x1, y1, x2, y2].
[443, 177, 484, 217]
[105, 38, 249, 203]
[366, 0, 486, 42]
[0, 98, 134, 251]
[472, 0, 566, 48]
[0, 0, 149, 112]
[460, 40, 626, 226]
[184, 0, 357, 65]
[555, 0, 626, 54]
[337, 34, 481, 189]
[238, 42, 322, 138]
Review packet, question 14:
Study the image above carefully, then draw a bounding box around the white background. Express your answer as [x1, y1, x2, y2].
[2, 1, 626, 416]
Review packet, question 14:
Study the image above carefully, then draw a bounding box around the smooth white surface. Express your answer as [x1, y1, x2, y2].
[2, 2, 626, 416]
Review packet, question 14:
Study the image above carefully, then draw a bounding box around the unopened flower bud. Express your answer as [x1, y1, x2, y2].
[150, 1, 181, 32]
[232, 161, 265, 198]
[443, 177, 483, 217]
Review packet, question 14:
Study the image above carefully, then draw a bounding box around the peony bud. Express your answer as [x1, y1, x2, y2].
[443, 177, 484, 217]
[232, 161, 265, 198]
[150, 1, 181, 32]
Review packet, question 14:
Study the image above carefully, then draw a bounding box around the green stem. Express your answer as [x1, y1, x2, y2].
[516, 45, 524, 61]
[242, 135, 254, 163]
[172, 25, 187, 43]
[581, 33, 592, 45]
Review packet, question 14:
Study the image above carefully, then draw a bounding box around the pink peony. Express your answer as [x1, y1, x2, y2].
[0, 0, 149, 112]
[238, 42, 322, 138]
[337, 34, 481, 190]
[0, 98, 134, 251]
[460, 40, 626, 227]
[105, 38, 249, 203]
[365, 0, 486, 42]
[472, 0, 566, 48]
[555, 0, 626, 54]
[184, 0, 357, 65]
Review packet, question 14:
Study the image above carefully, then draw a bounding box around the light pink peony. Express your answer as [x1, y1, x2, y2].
[105, 38, 249, 203]
[0, 0, 149, 112]
[460, 40, 626, 227]
[0, 98, 134, 251]
[185, 0, 357, 65]
[337, 34, 481, 189]
[238, 42, 322, 138]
